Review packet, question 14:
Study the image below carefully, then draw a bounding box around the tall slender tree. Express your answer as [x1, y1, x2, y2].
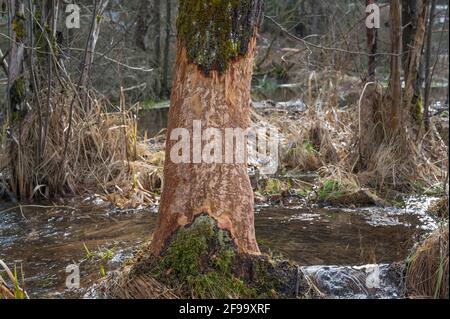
[161, 0, 172, 98]
[423, 0, 437, 129]
[384, 0, 403, 136]
[402, 0, 429, 128]
[366, 0, 378, 81]
[135, 0, 162, 98]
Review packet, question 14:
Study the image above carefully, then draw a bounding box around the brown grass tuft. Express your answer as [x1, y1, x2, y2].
[406, 225, 449, 299]
[90, 269, 179, 299]
[1, 90, 162, 207]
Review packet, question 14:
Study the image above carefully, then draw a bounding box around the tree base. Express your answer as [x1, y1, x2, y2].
[88, 215, 314, 299]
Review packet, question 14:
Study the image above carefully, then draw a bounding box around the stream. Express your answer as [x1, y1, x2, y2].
[0, 197, 438, 299]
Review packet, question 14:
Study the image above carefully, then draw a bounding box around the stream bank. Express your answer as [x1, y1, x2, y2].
[0, 195, 441, 299]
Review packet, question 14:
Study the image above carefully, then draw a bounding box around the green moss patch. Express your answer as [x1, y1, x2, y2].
[12, 14, 26, 41]
[10, 76, 27, 113]
[177, 0, 263, 75]
[128, 215, 309, 299]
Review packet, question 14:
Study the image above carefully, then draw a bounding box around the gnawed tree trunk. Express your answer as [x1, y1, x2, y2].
[94, 0, 313, 299]
[402, 0, 428, 129]
[8, 0, 29, 197]
[151, 0, 264, 257]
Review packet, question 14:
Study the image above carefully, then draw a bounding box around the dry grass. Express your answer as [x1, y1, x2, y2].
[0, 90, 163, 208]
[406, 225, 449, 299]
[266, 73, 448, 194]
[429, 197, 449, 220]
[90, 269, 179, 299]
[86, 242, 179, 299]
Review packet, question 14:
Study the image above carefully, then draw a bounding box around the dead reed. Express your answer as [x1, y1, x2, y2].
[0, 89, 163, 208]
[270, 72, 448, 194]
[406, 225, 449, 299]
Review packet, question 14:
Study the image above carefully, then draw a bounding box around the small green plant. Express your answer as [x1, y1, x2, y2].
[318, 179, 342, 201]
[0, 260, 27, 299]
[99, 265, 107, 278]
[83, 243, 96, 260]
[13, 266, 25, 299]
[263, 178, 285, 195]
[303, 140, 317, 154]
[83, 243, 115, 262]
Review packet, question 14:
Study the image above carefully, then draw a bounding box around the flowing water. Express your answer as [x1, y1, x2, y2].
[0, 197, 438, 299]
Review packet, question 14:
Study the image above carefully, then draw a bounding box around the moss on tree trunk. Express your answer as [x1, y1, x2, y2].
[99, 215, 311, 299]
[177, 0, 264, 75]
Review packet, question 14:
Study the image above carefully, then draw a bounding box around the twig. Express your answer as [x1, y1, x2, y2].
[0, 204, 76, 215]
[265, 15, 403, 57]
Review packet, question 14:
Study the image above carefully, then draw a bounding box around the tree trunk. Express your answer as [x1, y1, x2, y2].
[8, 0, 27, 117]
[402, 0, 428, 128]
[135, 0, 161, 66]
[161, 0, 172, 98]
[80, 0, 109, 110]
[151, 0, 264, 256]
[366, 0, 378, 81]
[358, 0, 382, 169]
[423, 0, 436, 129]
[384, 0, 403, 136]
[135, 0, 162, 98]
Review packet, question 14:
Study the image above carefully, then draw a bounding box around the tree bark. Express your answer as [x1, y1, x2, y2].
[135, 0, 161, 66]
[8, 0, 27, 115]
[135, 0, 162, 98]
[358, 0, 382, 169]
[151, 0, 264, 256]
[384, 0, 403, 136]
[366, 0, 378, 81]
[161, 0, 172, 98]
[80, 0, 109, 110]
[402, 0, 428, 128]
[423, 0, 436, 129]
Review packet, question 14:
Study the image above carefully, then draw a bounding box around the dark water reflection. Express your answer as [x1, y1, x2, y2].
[255, 204, 434, 266]
[0, 198, 437, 298]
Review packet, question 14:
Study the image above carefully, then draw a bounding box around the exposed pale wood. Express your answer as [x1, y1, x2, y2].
[151, 38, 260, 256]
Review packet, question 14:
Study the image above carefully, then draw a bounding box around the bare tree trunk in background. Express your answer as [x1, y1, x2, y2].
[423, 0, 436, 129]
[80, 0, 109, 110]
[7, 0, 30, 196]
[136, 0, 161, 64]
[135, 0, 162, 97]
[358, 0, 382, 169]
[8, 0, 27, 118]
[402, 0, 428, 129]
[366, 0, 378, 81]
[384, 0, 403, 136]
[310, 2, 323, 37]
[161, 0, 172, 98]
[402, 0, 418, 70]
[151, 0, 264, 256]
